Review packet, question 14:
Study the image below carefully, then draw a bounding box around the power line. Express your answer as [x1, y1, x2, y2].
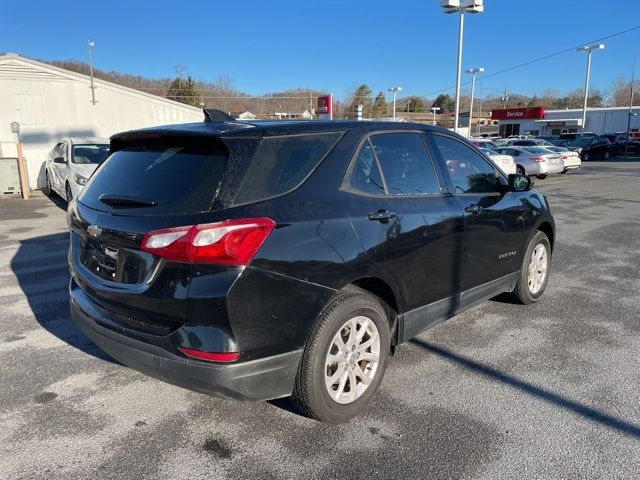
[426, 25, 640, 97]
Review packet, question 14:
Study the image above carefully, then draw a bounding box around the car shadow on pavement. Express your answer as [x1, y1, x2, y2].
[43, 192, 68, 212]
[11, 232, 117, 364]
[409, 338, 640, 439]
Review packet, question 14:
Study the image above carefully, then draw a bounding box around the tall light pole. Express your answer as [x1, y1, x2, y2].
[388, 86, 402, 121]
[465, 67, 484, 137]
[431, 106, 441, 125]
[577, 43, 605, 130]
[441, 0, 484, 133]
[87, 40, 97, 105]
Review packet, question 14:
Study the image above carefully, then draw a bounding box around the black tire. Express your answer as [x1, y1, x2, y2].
[603, 150, 610, 160]
[560, 169, 567, 174]
[43, 170, 52, 196]
[583, 152, 590, 161]
[291, 289, 391, 424]
[513, 231, 551, 305]
[516, 165, 526, 176]
[536, 174, 547, 179]
[65, 183, 72, 202]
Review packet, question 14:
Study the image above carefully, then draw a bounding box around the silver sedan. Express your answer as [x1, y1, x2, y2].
[495, 146, 564, 179]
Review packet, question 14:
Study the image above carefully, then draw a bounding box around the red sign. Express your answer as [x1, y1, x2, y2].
[317, 95, 332, 119]
[491, 107, 545, 120]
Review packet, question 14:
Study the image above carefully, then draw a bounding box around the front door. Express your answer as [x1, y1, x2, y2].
[428, 133, 525, 292]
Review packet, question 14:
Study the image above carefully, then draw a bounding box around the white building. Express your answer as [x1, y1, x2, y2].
[0, 53, 203, 191]
[492, 106, 640, 138]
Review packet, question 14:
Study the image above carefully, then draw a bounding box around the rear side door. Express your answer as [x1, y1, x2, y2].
[49, 142, 64, 190]
[427, 133, 525, 293]
[342, 131, 465, 336]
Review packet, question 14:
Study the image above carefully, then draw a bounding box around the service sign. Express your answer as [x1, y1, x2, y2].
[491, 107, 545, 121]
[317, 95, 332, 120]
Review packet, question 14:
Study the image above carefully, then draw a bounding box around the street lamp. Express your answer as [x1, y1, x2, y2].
[388, 86, 402, 121]
[431, 106, 441, 125]
[87, 40, 97, 105]
[577, 43, 605, 130]
[441, 0, 484, 133]
[465, 67, 484, 137]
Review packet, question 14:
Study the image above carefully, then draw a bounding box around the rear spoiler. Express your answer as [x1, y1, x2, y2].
[203, 109, 236, 123]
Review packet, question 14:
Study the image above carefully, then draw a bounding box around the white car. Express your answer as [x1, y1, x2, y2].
[44, 137, 110, 201]
[495, 146, 564, 179]
[478, 147, 517, 175]
[540, 146, 581, 172]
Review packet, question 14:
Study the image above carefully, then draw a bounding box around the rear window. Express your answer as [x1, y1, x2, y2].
[233, 132, 342, 205]
[72, 144, 110, 164]
[78, 136, 227, 215]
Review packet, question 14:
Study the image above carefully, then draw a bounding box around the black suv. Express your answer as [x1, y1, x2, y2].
[68, 111, 555, 423]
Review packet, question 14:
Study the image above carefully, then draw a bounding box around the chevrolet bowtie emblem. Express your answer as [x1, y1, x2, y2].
[87, 225, 102, 238]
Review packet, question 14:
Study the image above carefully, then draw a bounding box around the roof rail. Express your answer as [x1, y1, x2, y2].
[203, 109, 236, 123]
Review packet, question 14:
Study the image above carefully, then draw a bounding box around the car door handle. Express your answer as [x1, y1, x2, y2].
[464, 204, 481, 215]
[368, 210, 396, 222]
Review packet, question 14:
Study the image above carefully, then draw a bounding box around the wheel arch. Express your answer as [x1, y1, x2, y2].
[345, 276, 402, 346]
[535, 220, 555, 253]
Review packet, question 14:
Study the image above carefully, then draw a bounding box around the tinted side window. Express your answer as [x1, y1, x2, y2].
[349, 141, 385, 195]
[432, 135, 500, 194]
[234, 132, 342, 205]
[369, 133, 440, 195]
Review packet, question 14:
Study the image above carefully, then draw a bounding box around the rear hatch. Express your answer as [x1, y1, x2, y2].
[69, 133, 233, 335]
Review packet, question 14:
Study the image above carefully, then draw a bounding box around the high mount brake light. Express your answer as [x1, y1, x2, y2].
[141, 217, 276, 265]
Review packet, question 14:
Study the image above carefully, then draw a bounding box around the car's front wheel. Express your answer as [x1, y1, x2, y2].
[603, 150, 610, 160]
[43, 170, 52, 196]
[513, 231, 551, 305]
[516, 165, 526, 175]
[583, 152, 590, 161]
[291, 289, 391, 423]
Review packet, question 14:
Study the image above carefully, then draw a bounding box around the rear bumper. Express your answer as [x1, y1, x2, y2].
[70, 284, 302, 401]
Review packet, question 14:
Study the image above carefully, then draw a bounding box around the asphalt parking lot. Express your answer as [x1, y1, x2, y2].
[1, 160, 639, 480]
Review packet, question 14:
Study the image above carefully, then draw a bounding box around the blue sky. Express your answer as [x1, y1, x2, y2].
[2, 0, 639, 100]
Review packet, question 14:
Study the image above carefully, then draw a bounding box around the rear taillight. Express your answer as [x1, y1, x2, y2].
[561, 155, 568, 160]
[531, 156, 545, 163]
[141, 217, 275, 265]
[178, 347, 240, 363]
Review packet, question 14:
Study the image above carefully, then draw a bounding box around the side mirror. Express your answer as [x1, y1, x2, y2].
[53, 156, 66, 164]
[508, 174, 533, 192]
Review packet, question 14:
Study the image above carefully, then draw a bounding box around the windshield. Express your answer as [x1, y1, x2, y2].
[72, 144, 110, 164]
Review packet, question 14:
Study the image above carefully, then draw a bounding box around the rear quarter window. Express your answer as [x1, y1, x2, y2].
[233, 132, 342, 205]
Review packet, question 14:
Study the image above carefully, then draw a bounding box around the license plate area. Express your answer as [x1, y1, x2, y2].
[79, 236, 147, 284]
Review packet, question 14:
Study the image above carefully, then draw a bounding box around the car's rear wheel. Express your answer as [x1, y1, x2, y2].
[583, 152, 590, 161]
[513, 231, 551, 305]
[536, 174, 547, 179]
[603, 151, 610, 160]
[291, 289, 390, 423]
[516, 165, 526, 176]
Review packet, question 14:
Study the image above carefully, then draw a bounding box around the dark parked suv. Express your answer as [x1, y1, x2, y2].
[68, 111, 555, 423]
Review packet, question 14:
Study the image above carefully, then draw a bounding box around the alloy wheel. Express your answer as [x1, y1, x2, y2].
[528, 243, 548, 295]
[324, 315, 380, 405]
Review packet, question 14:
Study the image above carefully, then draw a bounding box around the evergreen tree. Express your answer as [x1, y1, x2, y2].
[372, 91, 388, 118]
[166, 75, 201, 106]
[407, 97, 425, 113]
[432, 94, 455, 113]
[349, 84, 373, 118]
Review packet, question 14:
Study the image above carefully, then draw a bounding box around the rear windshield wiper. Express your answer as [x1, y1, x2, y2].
[99, 194, 157, 207]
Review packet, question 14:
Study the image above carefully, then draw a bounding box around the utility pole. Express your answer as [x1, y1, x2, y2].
[502, 87, 509, 109]
[625, 54, 636, 157]
[87, 40, 97, 105]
